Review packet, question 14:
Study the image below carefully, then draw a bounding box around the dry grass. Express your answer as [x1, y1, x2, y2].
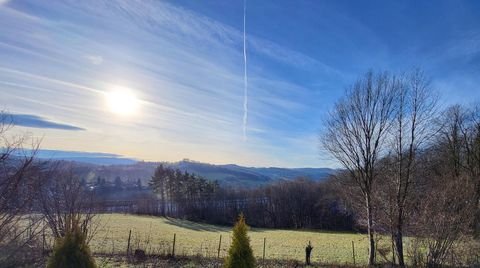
[90, 213, 385, 266]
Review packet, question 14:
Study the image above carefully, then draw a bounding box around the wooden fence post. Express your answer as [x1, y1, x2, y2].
[352, 241, 356, 265]
[172, 233, 176, 257]
[217, 235, 222, 259]
[126, 230, 132, 257]
[263, 237, 266, 265]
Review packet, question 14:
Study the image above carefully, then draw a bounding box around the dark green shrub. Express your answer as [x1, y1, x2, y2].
[47, 217, 96, 268]
[224, 214, 255, 268]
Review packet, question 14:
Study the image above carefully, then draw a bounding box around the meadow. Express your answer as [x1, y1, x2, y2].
[88, 214, 388, 266]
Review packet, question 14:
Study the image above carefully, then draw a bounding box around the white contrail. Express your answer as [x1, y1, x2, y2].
[242, 0, 248, 141]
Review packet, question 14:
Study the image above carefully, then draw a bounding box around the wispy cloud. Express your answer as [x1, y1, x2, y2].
[6, 113, 85, 131]
[0, 0, 339, 167]
[85, 55, 103, 65]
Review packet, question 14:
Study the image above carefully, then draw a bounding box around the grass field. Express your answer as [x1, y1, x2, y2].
[87, 214, 385, 266]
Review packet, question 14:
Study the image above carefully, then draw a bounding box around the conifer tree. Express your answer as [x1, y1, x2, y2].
[47, 216, 96, 268]
[224, 213, 255, 268]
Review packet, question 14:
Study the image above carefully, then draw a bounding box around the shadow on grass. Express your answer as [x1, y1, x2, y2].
[163, 218, 231, 232]
[162, 217, 267, 233]
[248, 227, 350, 235]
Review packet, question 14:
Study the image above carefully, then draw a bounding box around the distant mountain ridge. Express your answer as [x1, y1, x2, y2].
[88, 160, 334, 187]
[171, 160, 334, 187]
[34, 150, 335, 187]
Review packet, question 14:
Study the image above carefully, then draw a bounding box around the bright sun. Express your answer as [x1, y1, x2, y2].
[106, 86, 139, 116]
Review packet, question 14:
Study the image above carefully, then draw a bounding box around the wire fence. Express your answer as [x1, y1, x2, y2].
[83, 229, 371, 266]
[23, 215, 387, 266]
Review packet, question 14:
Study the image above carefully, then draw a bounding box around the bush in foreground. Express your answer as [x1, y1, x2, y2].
[47, 217, 96, 268]
[224, 213, 255, 268]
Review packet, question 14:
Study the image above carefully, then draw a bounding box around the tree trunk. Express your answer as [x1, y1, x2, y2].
[160, 189, 166, 216]
[366, 194, 375, 265]
[395, 225, 405, 266]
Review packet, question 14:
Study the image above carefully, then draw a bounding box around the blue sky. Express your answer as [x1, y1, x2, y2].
[1, 0, 479, 167]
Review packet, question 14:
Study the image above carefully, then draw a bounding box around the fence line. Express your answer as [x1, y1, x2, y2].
[79, 229, 367, 266]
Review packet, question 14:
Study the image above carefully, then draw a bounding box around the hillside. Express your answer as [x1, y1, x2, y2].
[41, 156, 335, 187]
[172, 161, 334, 187]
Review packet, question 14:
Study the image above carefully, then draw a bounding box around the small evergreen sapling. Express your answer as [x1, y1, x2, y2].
[47, 216, 96, 268]
[224, 213, 255, 268]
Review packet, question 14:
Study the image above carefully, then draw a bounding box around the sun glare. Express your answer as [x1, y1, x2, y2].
[106, 86, 139, 116]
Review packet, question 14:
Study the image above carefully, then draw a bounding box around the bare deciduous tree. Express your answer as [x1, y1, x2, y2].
[439, 104, 480, 235]
[39, 163, 100, 244]
[0, 112, 43, 265]
[409, 160, 475, 267]
[321, 71, 398, 265]
[385, 70, 438, 266]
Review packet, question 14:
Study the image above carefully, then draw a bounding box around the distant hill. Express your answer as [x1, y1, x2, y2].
[171, 160, 334, 187]
[34, 150, 335, 187]
[73, 160, 334, 187]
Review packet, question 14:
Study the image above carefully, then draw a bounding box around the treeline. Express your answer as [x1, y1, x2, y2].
[213, 178, 353, 230]
[147, 164, 353, 230]
[148, 164, 220, 217]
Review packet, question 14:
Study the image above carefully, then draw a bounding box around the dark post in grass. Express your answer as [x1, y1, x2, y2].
[126, 229, 132, 257]
[351, 241, 355, 265]
[217, 235, 222, 258]
[263, 237, 266, 265]
[305, 241, 313, 265]
[172, 233, 176, 257]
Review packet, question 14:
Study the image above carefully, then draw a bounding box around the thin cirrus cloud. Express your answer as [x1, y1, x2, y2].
[6, 113, 85, 131]
[0, 0, 333, 167]
[85, 55, 103, 65]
